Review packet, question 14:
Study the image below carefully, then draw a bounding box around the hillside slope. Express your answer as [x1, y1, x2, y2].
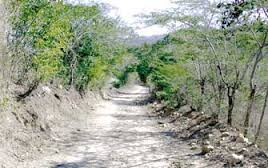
[0, 85, 99, 167]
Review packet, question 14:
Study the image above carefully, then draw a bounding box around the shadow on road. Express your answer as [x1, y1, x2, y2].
[49, 85, 206, 168]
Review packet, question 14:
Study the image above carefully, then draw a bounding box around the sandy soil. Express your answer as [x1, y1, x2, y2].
[17, 84, 217, 168]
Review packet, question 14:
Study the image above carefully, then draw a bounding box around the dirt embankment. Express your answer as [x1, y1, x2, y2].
[152, 103, 268, 167]
[0, 84, 100, 167]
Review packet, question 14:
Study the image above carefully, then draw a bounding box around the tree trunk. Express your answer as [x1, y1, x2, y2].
[244, 85, 256, 136]
[200, 78, 205, 95]
[254, 87, 268, 143]
[227, 86, 236, 126]
[197, 78, 206, 111]
[216, 83, 224, 119]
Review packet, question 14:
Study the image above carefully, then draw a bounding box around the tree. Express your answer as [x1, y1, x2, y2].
[135, 0, 268, 135]
[255, 85, 268, 143]
[8, 0, 130, 92]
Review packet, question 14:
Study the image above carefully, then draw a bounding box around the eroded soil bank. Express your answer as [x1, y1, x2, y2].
[0, 85, 99, 167]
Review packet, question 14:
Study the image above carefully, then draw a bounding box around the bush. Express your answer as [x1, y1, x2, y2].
[9, 0, 127, 91]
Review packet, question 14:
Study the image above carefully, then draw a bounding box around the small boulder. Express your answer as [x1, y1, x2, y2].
[203, 140, 210, 145]
[236, 133, 249, 144]
[239, 148, 249, 156]
[222, 137, 227, 141]
[190, 142, 197, 146]
[191, 145, 198, 150]
[227, 154, 244, 165]
[208, 134, 213, 139]
[221, 132, 230, 137]
[42, 86, 51, 94]
[217, 140, 223, 146]
[190, 142, 198, 150]
[228, 146, 236, 151]
[178, 105, 192, 113]
[58, 85, 63, 89]
[202, 145, 214, 154]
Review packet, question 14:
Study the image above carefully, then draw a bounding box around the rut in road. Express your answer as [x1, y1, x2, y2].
[26, 85, 210, 168]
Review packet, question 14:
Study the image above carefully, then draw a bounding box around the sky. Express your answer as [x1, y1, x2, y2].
[68, 0, 223, 36]
[95, 0, 174, 36]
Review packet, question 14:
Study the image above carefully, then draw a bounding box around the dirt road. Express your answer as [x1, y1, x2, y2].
[21, 85, 210, 168]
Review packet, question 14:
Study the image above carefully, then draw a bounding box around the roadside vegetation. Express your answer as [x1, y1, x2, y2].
[130, 0, 268, 147]
[6, 0, 131, 93]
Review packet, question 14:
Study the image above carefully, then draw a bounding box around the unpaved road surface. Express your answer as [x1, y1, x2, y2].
[21, 85, 212, 168]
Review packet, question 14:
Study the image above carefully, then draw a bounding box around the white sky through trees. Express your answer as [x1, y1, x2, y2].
[96, 0, 174, 36]
[68, 0, 223, 35]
